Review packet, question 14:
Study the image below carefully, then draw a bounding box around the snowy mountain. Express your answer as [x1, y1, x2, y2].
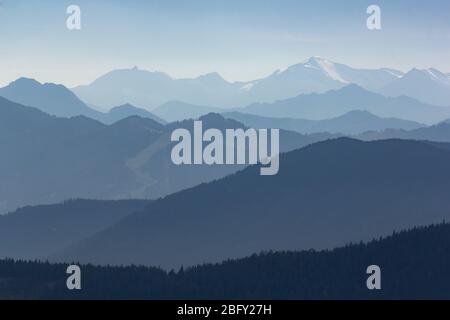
[380, 68, 450, 106]
[242, 57, 404, 104]
[71, 59, 448, 111]
[72, 58, 406, 109]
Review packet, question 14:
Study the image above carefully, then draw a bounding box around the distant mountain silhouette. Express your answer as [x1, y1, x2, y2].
[0, 78, 103, 119]
[223, 110, 424, 135]
[0, 97, 330, 214]
[101, 104, 166, 124]
[0, 97, 161, 214]
[240, 57, 404, 105]
[71, 58, 405, 109]
[153, 101, 224, 122]
[0, 79, 166, 125]
[380, 68, 450, 107]
[54, 138, 450, 269]
[4, 222, 450, 299]
[243, 84, 450, 125]
[357, 121, 450, 143]
[0, 199, 150, 260]
[72, 67, 241, 109]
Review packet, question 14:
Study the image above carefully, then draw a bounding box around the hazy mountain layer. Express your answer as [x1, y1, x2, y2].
[381, 68, 450, 107]
[223, 110, 424, 135]
[153, 101, 224, 122]
[357, 121, 450, 143]
[0, 79, 165, 125]
[0, 199, 151, 260]
[71, 58, 408, 109]
[55, 138, 450, 269]
[0, 97, 329, 214]
[243, 84, 450, 125]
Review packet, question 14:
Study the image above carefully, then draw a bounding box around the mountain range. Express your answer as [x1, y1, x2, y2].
[70, 57, 450, 109]
[3, 69, 449, 128]
[53, 138, 450, 269]
[357, 121, 450, 143]
[152, 101, 224, 122]
[380, 68, 450, 107]
[73, 67, 242, 109]
[0, 96, 332, 214]
[0, 78, 164, 124]
[100, 104, 166, 124]
[0, 78, 103, 119]
[242, 84, 450, 125]
[223, 110, 424, 135]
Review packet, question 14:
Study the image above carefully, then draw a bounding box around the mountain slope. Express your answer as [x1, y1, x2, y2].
[0, 199, 151, 260]
[224, 110, 424, 135]
[380, 68, 450, 107]
[357, 121, 450, 143]
[243, 84, 450, 124]
[0, 79, 167, 125]
[0, 98, 163, 214]
[55, 138, 450, 269]
[123, 113, 334, 200]
[0, 97, 330, 214]
[101, 104, 166, 124]
[242, 57, 403, 104]
[71, 58, 405, 109]
[72, 67, 241, 109]
[153, 101, 224, 122]
[3, 223, 450, 299]
[0, 78, 103, 119]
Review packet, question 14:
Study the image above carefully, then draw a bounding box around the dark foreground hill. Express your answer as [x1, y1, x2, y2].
[2, 223, 450, 299]
[55, 138, 450, 269]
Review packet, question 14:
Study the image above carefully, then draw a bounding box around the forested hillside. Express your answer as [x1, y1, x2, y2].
[1, 223, 450, 299]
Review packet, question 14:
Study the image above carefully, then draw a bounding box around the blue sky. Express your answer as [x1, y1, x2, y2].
[0, 0, 449, 87]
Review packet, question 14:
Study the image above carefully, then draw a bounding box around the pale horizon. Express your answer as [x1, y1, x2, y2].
[1, 0, 449, 87]
[2, 57, 449, 89]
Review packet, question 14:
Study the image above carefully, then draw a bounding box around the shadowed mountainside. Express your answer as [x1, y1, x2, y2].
[55, 138, 450, 269]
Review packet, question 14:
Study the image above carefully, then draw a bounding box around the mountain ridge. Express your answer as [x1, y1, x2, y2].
[223, 110, 424, 135]
[0, 97, 331, 214]
[381, 68, 450, 106]
[54, 138, 450, 269]
[0, 79, 166, 125]
[71, 58, 448, 110]
[243, 84, 450, 124]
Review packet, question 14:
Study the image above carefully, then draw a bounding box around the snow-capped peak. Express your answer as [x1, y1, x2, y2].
[304, 56, 349, 83]
[240, 82, 257, 91]
[406, 68, 450, 85]
[382, 68, 403, 78]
